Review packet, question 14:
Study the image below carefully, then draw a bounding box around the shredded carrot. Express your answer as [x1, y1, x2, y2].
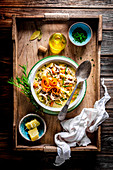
[72, 96, 75, 100]
[33, 80, 39, 89]
[65, 83, 72, 90]
[50, 101, 54, 107]
[41, 77, 52, 92]
[52, 86, 61, 95]
[51, 67, 56, 74]
[72, 93, 78, 100]
[49, 78, 57, 86]
[74, 91, 78, 95]
[41, 77, 50, 88]
[42, 87, 52, 92]
[60, 69, 65, 74]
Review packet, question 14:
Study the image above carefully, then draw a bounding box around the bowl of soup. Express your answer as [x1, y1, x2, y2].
[28, 56, 87, 114]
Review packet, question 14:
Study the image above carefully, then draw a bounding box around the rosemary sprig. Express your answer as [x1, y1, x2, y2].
[8, 64, 39, 110]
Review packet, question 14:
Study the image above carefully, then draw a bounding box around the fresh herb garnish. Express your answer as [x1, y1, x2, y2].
[72, 27, 87, 43]
[61, 97, 67, 101]
[55, 101, 62, 106]
[63, 85, 72, 87]
[47, 96, 51, 101]
[63, 77, 64, 85]
[8, 64, 39, 110]
[30, 30, 41, 41]
[65, 66, 67, 75]
[37, 31, 43, 41]
[61, 97, 65, 101]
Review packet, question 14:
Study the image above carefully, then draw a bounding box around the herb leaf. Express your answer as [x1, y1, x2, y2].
[30, 30, 41, 41]
[37, 31, 43, 41]
[63, 85, 72, 87]
[8, 64, 39, 110]
[72, 27, 87, 43]
[55, 101, 62, 106]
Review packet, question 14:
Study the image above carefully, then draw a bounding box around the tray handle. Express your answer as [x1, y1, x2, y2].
[44, 145, 57, 152]
[98, 15, 102, 42]
[44, 13, 69, 20]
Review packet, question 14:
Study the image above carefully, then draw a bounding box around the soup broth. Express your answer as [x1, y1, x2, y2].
[33, 62, 81, 108]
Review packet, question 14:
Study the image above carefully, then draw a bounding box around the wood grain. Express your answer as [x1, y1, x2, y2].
[101, 55, 113, 77]
[0, 0, 113, 8]
[101, 31, 113, 54]
[0, 1, 113, 169]
[100, 79, 113, 109]
[0, 8, 113, 29]
[11, 16, 101, 151]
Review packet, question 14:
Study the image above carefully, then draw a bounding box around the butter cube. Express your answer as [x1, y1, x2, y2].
[28, 127, 39, 141]
[25, 119, 40, 130]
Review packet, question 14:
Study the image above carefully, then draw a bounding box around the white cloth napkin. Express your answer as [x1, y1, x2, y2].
[54, 78, 111, 166]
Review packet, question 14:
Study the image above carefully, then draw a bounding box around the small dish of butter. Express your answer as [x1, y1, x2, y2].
[19, 113, 46, 142]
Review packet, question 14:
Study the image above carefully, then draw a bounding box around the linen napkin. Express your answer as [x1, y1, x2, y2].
[54, 78, 111, 166]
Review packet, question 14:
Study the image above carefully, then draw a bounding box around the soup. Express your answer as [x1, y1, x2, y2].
[33, 62, 81, 108]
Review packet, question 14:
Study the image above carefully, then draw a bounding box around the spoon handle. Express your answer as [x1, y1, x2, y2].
[58, 82, 79, 121]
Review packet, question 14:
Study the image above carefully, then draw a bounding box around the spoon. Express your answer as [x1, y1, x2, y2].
[58, 60, 91, 121]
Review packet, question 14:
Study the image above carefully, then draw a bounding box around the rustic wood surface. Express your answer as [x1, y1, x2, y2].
[13, 16, 101, 151]
[0, 1, 113, 169]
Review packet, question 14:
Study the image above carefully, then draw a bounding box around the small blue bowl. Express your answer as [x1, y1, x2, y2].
[19, 113, 46, 141]
[69, 22, 92, 46]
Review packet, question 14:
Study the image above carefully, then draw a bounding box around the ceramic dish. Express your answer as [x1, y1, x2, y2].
[69, 22, 92, 46]
[28, 55, 87, 114]
[19, 113, 46, 141]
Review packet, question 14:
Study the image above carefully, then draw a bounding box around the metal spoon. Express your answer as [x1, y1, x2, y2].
[58, 60, 91, 121]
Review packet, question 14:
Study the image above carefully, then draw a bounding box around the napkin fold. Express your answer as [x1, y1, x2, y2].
[54, 78, 111, 166]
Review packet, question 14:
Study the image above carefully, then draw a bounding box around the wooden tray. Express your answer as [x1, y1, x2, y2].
[12, 13, 102, 152]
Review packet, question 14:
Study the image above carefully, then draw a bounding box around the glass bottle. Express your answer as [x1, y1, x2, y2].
[49, 33, 67, 54]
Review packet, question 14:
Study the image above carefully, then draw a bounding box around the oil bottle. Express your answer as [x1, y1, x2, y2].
[49, 33, 67, 54]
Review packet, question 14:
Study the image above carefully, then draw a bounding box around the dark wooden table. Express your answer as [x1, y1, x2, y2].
[0, 1, 113, 169]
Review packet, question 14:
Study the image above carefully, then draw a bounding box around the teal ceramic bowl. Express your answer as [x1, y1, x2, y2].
[28, 55, 87, 115]
[69, 22, 92, 46]
[19, 113, 46, 141]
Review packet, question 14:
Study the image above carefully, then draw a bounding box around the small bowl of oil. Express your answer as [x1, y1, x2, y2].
[49, 33, 67, 54]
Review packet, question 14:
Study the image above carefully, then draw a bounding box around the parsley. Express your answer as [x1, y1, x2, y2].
[72, 27, 87, 43]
